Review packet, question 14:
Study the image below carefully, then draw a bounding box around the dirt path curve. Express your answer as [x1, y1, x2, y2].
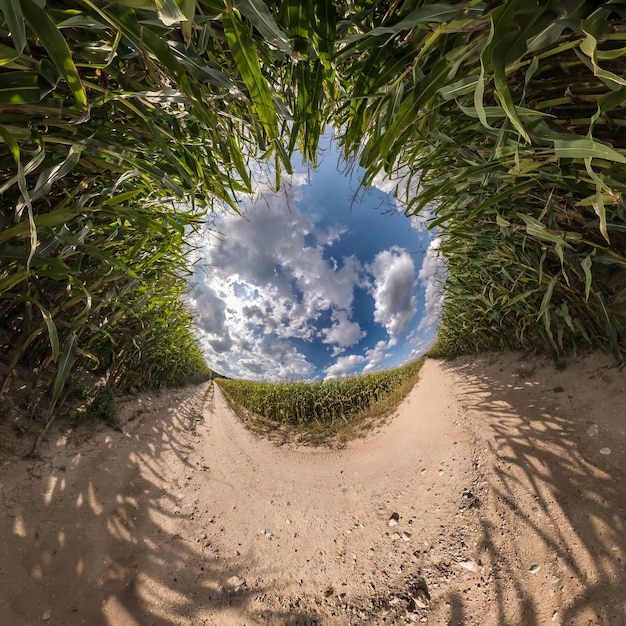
[1, 355, 624, 625]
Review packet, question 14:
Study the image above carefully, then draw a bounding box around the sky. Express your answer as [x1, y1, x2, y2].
[186, 134, 445, 381]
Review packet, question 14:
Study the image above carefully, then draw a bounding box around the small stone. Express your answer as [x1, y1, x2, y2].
[389, 512, 400, 527]
[529, 563, 541, 574]
[226, 575, 245, 591]
[401, 532, 411, 542]
[410, 588, 430, 609]
[459, 559, 478, 572]
[42, 610, 51, 621]
[600, 448, 611, 455]
[392, 532, 401, 540]
[586, 424, 599, 438]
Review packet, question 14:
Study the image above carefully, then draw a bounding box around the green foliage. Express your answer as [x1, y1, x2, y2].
[0, 0, 321, 432]
[334, 0, 626, 359]
[3, 0, 626, 455]
[84, 386, 118, 427]
[218, 359, 424, 425]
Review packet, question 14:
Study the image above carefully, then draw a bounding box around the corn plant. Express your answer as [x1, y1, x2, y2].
[334, 0, 626, 358]
[0, 0, 336, 445]
[3, 0, 626, 453]
[218, 359, 424, 426]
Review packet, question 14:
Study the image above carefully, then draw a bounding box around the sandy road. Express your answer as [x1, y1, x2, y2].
[1, 355, 624, 625]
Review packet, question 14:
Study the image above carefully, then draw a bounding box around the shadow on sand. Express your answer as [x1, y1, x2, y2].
[0, 383, 317, 626]
[442, 355, 625, 625]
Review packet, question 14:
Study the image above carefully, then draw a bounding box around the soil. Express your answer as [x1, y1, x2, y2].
[0, 352, 625, 625]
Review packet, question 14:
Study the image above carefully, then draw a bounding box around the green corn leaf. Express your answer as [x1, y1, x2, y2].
[0, 72, 46, 103]
[0, 269, 30, 293]
[312, 0, 335, 70]
[155, 0, 187, 26]
[538, 275, 557, 322]
[345, 4, 462, 45]
[554, 137, 626, 164]
[287, 0, 310, 56]
[439, 74, 479, 100]
[20, 0, 88, 110]
[0, 0, 26, 54]
[234, 0, 291, 55]
[0, 207, 79, 244]
[48, 334, 77, 418]
[28, 146, 83, 206]
[0, 41, 20, 66]
[518, 214, 572, 248]
[581, 253, 593, 301]
[223, 6, 278, 141]
[38, 306, 60, 362]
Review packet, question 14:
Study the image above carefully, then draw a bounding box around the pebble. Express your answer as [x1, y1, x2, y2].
[410, 588, 430, 609]
[459, 559, 478, 572]
[226, 575, 245, 592]
[586, 424, 599, 438]
[401, 532, 411, 542]
[42, 610, 51, 621]
[600, 448, 611, 455]
[389, 513, 400, 527]
[529, 563, 541, 574]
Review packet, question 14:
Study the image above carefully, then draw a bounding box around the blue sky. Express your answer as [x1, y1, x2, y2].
[187, 134, 444, 380]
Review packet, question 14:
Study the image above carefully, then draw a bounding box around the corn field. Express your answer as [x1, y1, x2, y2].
[2, 1, 626, 439]
[332, 1, 626, 359]
[218, 359, 424, 425]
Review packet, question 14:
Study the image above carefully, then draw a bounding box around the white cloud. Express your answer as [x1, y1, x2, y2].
[370, 167, 435, 231]
[324, 354, 366, 379]
[321, 309, 366, 355]
[368, 246, 417, 341]
[184, 139, 441, 381]
[186, 173, 367, 380]
[417, 236, 445, 334]
[362, 339, 393, 373]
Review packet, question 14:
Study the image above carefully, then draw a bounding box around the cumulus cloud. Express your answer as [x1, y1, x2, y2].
[324, 354, 366, 379]
[368, 246, 417, 341]
[185, 140, 440, 381]
[362, 339, 393, 373]
[321, 309, 366, 355]
[186, 174, 367, 380]
[417, 236, 445, 334]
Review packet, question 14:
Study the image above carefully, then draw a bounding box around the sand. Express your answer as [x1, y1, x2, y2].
[0, 353, 624, 625]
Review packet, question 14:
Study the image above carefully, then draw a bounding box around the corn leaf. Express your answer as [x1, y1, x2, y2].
[0, 0, 26, 54]
[223, 6, 278, 141]
[20, 0, 88, 110]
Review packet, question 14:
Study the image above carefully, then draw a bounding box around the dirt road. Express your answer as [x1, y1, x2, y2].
[1, 355, 624, 625]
